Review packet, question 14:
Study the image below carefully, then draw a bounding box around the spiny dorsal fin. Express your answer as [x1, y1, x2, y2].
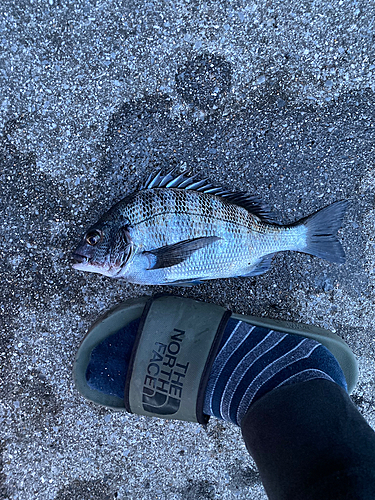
[141, 169, 278, 223]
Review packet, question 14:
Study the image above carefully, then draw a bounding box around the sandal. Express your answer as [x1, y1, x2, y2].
[73, 295, 358, 423]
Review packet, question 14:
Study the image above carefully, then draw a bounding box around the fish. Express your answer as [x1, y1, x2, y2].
[72, 170, 348, 285]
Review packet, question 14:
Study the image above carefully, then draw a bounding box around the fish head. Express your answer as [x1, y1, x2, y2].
[72, 219, 134, 278]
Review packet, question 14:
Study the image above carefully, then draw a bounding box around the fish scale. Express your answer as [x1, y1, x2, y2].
[107, 189, 298, 282]
[72, 170, 348, 285]
[131, 190, 249, 248]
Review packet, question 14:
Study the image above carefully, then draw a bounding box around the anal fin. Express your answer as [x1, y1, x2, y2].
[167, 279, 205, 287]
[241, 254, 275, 277]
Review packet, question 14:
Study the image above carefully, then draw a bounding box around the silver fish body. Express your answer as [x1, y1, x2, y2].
[72, 171, 347, 285]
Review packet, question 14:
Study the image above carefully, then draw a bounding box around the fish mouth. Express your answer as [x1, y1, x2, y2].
[72, 252, 95, 272]
[71, 244, 134, 277]
[72, 252, 89, 264]
[71, 252, 123, 277]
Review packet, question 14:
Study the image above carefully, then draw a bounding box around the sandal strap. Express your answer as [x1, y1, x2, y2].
[124, 295, 231, 423]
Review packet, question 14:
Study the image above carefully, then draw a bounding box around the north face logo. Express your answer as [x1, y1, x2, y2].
[142, 391, 180, 415]
[142, 329, 189, 415]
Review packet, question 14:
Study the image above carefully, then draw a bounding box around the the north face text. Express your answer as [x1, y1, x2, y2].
[142, 329, 189, 415]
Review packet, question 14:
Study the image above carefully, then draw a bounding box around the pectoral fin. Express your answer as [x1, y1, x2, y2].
[145, 236, 221, 270]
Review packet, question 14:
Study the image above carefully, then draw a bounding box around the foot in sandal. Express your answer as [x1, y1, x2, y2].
[73, 295, 358, 425]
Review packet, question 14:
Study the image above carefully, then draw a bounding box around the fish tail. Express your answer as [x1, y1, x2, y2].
[297, 200, 348, 264]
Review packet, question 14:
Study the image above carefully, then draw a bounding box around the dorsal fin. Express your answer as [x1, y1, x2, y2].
[217, 192, 278, 223]
[141, 169, 277, 223]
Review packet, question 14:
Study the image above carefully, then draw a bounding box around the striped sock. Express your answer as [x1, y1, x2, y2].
[203, 318, 348, 426]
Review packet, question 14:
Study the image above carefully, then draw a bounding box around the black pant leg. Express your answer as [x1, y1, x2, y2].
[241, 379, 375, 500]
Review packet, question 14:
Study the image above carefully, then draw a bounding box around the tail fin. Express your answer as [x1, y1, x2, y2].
[299, 200, 348, 264]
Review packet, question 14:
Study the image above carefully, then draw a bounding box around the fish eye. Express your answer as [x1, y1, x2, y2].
[85, 230, 102, 246]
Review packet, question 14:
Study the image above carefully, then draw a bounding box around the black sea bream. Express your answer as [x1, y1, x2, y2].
[72, 170, 347, 285]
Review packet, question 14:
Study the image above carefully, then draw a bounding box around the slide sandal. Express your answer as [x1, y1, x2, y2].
[73, 295, 358, 423]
